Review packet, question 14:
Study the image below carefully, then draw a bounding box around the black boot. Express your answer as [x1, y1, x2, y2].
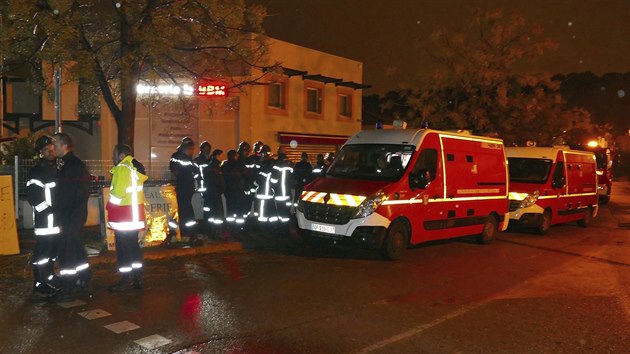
[76, 270, 93, 297]
[132, 270, 143, 290]
[49, 277, 77, 303]
[108, 274, 131, 292]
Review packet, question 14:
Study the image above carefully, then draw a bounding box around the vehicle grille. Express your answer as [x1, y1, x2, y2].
[509, 200, 521, 212]
[303, 202, 356, 225]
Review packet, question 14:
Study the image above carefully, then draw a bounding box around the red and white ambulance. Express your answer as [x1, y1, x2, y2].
[296, 129, 510, 260]
[505, 146, 598, 234]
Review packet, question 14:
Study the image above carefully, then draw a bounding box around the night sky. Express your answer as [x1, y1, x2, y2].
[259, 0, 630, 94]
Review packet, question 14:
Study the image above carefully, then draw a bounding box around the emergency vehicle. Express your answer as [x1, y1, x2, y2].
[506, 146, 598, 234]
[296, 129, 510, 260]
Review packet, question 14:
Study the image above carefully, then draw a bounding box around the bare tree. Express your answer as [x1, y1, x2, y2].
[2, 0, 268, 145]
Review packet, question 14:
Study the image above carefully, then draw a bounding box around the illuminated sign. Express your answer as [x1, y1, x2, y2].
[196, 82, 228, 97]
[136, 83, 194, 96]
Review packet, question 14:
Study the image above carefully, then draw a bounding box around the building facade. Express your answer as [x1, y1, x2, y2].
[1, 37, 367, 165]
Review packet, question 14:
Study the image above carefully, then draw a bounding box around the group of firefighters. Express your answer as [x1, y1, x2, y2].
[165, 137, 335, 246]
[27, 133, 335, 300]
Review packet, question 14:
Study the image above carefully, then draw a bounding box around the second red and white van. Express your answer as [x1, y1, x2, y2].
[506, 146, 598, 234]
[296, 129, 510, 260]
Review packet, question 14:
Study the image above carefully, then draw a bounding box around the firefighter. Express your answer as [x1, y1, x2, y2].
[237, 141, 256, 220]
[169, 140, 198, 246]
[106, 144, 148, 292]
[207, 149, 226, 234]
[51, 133, 92, 301]
[313, 153, 327, 176]
[293, 152, 313, 206]
[252, 140, 264, 160]
[26, 135, 61, 298]
[254, 145, 277, 223]
[272, 153, 294, 223]
[193, 141, 212, 232]
[221, 150, 246, 225]
[325, 152, 336, 167]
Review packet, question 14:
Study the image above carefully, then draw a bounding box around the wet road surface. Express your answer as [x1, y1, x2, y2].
[1, 188, 630, 353]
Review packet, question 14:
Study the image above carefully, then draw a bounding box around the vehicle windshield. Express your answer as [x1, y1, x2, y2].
[327, 144, 415, 181]
[508, 158, 553, 184]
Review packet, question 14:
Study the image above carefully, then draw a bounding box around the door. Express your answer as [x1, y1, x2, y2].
[407, 133, 445, 244]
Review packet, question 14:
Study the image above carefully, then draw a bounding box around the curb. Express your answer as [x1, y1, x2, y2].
[1, 242, 244, 266]
[89, 241, 244, 265]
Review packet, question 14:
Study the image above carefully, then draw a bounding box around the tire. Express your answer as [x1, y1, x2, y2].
[477, 216, 498, 244]
[599, 195, 610, 205]
[381, 221, 408, 260]
[536, 209, 552, 235]
[577, 207, 593, 228]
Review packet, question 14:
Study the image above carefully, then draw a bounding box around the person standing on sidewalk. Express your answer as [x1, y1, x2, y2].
[293, 152, 313, 207]
[193, 141, 212, 234]
[26, 135, 61, 298]
[221, 149, 246, 226]
[206, 149, 226, 236]
[51, 133, 92, 301]
[169, 140, 198, 246]
[106, 144, 148, 292]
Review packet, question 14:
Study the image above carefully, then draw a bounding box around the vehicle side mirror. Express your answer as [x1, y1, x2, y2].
[409, 169, 430, 190]
[552, 176, 566, 189]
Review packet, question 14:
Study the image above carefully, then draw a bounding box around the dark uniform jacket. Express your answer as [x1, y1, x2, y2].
[55, 151, 90, 229]
[169, 151, 196, 195]
[208, 157, 226, 194]
[193, 154, 210, 192]
[221, 159, 246, 198]
[26, 158, 60, 235]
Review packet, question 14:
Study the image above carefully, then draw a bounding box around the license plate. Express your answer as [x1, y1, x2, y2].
[311, 223, 335, 234]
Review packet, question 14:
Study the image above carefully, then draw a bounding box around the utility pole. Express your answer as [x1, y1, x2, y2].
[54, 66, 62, 133]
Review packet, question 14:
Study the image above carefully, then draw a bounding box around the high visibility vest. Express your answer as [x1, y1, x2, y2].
[106, 155, 148, 231]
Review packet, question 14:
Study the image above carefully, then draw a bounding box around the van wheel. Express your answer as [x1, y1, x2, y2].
[477, 216, 498, 244]
[599, 195, 610, 205]
[578, 207, 593, 227]
[381, 221, 408, 260]
[536, 209, 552, 235]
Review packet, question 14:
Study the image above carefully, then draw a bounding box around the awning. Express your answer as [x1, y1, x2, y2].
[263, 66, 308, 77]
[336, 81, 372, 90]
[278, 132, 349, 146]
[302, 74, 343, 84]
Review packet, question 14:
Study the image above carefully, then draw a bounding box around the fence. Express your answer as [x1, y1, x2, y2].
[13, 158, 173, 197]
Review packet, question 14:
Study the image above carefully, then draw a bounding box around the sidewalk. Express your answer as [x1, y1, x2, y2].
[607, 178, 630, 227]
[2, 225, 243, 271]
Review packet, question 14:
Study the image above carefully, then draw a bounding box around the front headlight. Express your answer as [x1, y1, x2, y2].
[352, 192, 386, 219]
[519, 190, 540, 209]
[596, 170, 604, 176]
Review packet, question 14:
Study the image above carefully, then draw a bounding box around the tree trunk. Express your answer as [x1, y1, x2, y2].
[118, 68, 138, 147]
[116, 14, 139, 147]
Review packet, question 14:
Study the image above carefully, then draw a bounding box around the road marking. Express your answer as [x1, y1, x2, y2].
[134, 334, 172, 349]
[78, 309, 111, 320]
[355, 301, 489, 354]
[56, 299, 86, 308]
[104, 321, 140, 334]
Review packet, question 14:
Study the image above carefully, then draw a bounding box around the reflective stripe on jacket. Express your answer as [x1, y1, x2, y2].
[106, 155, 148, 231]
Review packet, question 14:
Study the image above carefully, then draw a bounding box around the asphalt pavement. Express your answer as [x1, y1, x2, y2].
[1, 181, 629, 353]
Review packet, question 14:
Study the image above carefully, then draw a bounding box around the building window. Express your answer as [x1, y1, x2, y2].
[268, 82, 285, 109]
[338, 94, 352, 118]
[306, 87, 322, 114]
[265, 79, 288, 115]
